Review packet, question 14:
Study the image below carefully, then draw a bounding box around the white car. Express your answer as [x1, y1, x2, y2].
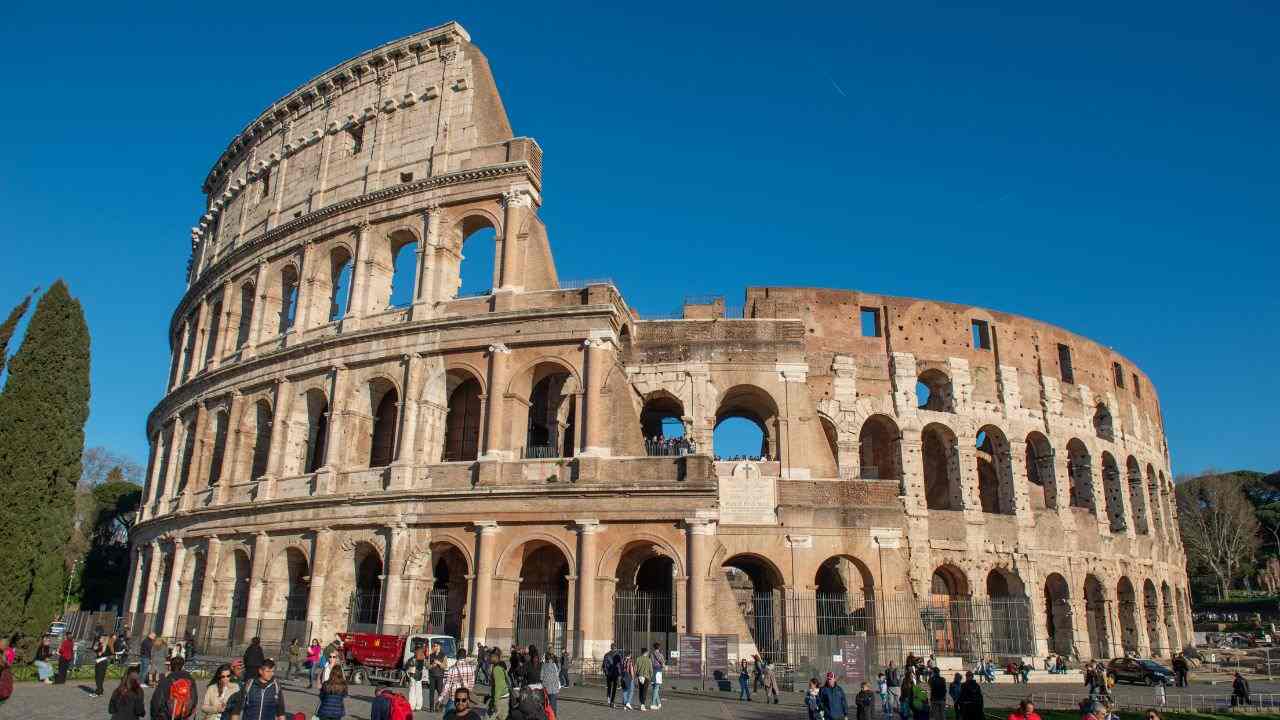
[47, 622, 66, 637]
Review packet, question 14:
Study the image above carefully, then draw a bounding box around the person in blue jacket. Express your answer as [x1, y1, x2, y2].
[820, 671, 850, 720]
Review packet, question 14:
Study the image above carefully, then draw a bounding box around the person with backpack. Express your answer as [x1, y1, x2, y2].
[602, 644, 621, 707]
[229, 658, 288, 720]
[650, 642, 667, 709]
[508, 683, 549, 720]
[200, 664, 238, 720]
[486, 648, 512, 720]
[620, 649, 637, 710]
[370, 687, 413, 720]
[242, 637, 266, 685]
[635, 647, 654, 710]
[109, 666, 146, 719]
[316, 666, 348, 719]
[150, 656, 198, 720]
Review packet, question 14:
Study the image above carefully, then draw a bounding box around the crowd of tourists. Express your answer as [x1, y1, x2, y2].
[644, 436, 697, 457]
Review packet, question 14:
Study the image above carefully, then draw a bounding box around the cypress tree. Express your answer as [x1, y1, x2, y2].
[0, 290, 34, 376]
[0, 281, 91, 635]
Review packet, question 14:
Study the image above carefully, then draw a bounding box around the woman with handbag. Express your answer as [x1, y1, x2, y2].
[407, 646, 427, 711]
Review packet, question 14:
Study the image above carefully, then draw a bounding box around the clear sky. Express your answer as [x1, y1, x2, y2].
[1, 1, 1276, 475]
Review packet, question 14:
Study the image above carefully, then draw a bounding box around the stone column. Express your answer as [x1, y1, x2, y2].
[245, 532, 271, 623]
[580, 337, 611, 456]
[293, 242, 316, 333]
[481, 345, 511, 459]
[144, 542, 164, 616]
[305, 529, 334, 637]
[184, 403, 210, 505]
[410, 205, 441, 319]
[382, 525, 405, 629]
[347, 222, 372, 320]
[898, 432, 928, 517]
[685, 518, 717, 636]
[218, 391, 246, 502]
[161, 539, 187, 638]
[391, 354, 421, 488]
[470, 521, 500, 646]
[143, 430, 168, 518]
[574, 520, 603, 657]
[320, 365, 350, 472]
[498, 189, 531, 290]
[199, 537, 222, 617]
[124, 545, 144, 617]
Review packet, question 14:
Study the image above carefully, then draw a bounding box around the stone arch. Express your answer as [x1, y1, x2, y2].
[505, 537, 572, 651]
[382, 226, 421, 310]
[1093, 403, 1114, 442]
[153, 549, 175, 634]
[442, 366, 484, 462]
[267, 545, 311, 621]
[219, 547, 252, 619]
[322, 244, 355, 322]
[447, 211, 502, 299]
[1101, 452, 1126, 532]
[814, 555, 876, 638]
[986, 567, 1033, 656]
[1127, 456, 1150, 535]
[298, 387, 330, 475]
[640, 390, 686, 453]
[815, 555, 875, 596]
[234, 280, 256, 349]
[722, 553, 788, 662]
[206, 408, 231, 486]
[927, 563, 974, 656]
[1143, 578, 1164, 655]
[507, 357, 581, 459]
[350, 541, 385, 629]
[496, 533, 577, 580]
[182, 548, 207, 619]
[366, 376, 400, 468]
[816, 413, 841, 477]
[858, 414, 902, 483]
[1084, 574, 1110, 659]
[1025, 431, 1056, 510]
[713, 384, 781, 460]
[931, 564, 971, 598]
[248, 398, 273, 480]
[1066, 438, 1095, 512]
[917, 368, 955, 412]
[597, 534, 685, 582]
[922, 422, 963, 510]
[1116, 576, 1140, 654]
[1146, 464, 1165, 537]
[275, 262, 300, 335]
[1043, 572, 1074, 656]
[975, 425, 1015, 514]
[428, 540, 471, 639]
[611, 540, 679, 651]
[1161, 580, 1179, 652]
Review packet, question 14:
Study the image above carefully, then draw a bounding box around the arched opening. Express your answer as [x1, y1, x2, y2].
[1101, 452, 1126, 533]
[815, 556, 875, 640]
[917, 369, 955, 412]
[235, 282, 255, 350]
[227, 548, 251, 635]
[1161, 581, 1178, 651]
[278, 265, 299, 334]
[455, 218, 497, 298]
[818, 415, 840, 476]
[1143, 579, 1164, 656]
[327, 247, 354, 321]
[203, 299, 223, 366]
[524, 366, 576, 458]
[442, 372, 482, 462]
[179, 314, 198, 380]
[1093, 404, 1114, 442]
[184, 551, 207, 621]
[640, 392, 688, 456]
[249, 400, 273, 480]
[1025, 431, 1055, 511]
[176, 419, 197, 494]
[1085, 575, 1110, 659]
[368, 381, 399, 468]
[1147, 465, 1165, 538]
[351, 544, 384, 631]
[1127, 456, 1150, 535]
[266, 547, 310, 623]
[1066, 439, 1094, 512]
[986, 569, 1033, 655]
[207, 410, 230, 486]
[514, 542, 571, 653]
[922, 423, 961, 510]
[858, 414, 902, 483]
[926, 565, 972, 656]
[154, 423, 175, 500]
[722, 554, 787, 663]
[302, 389, 329, 474]
[614, 544, 677, 655]
[1116, 577, 1140, 654]
[714, 385, 778, 460]
[427, 543, 469, 639]
[153, 552, 174, 635]
[976, 426, 1015, 514]
[1044, 573, 1074, 656]
[388, 234, 417, 308]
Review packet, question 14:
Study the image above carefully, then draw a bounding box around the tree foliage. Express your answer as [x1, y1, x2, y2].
[0, 281, 91, 635]
[78, 474, 142, 611]
[0, 290, 34, 377]
[1177, 471, 1261, 600]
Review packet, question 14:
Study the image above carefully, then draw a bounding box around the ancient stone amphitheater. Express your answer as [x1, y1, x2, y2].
[128, 21, 1190, 671]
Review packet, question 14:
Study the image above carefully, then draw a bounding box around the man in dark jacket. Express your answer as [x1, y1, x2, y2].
[149, 656, 197, 720]
[242, 637, 266, 683]
[929, 668, 948, 720]
[957, 672, 984, 720]
[820, 672, 850, 720]
[603, 644, 621, 707]
[1232, 672, 1250, 707]
[228, 659, 287, 720]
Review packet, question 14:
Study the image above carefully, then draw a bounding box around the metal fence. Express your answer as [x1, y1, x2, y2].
[613, 590, 676, 658]
[513, 590, 569, 654]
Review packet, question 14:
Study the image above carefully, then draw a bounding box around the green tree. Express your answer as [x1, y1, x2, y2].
[79, 472, 142, 610]
[0, 290, 34, 376]
[0, 281, 91, 635]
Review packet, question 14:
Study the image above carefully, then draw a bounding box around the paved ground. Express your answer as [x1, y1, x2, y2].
[4, 676, 1279, 719]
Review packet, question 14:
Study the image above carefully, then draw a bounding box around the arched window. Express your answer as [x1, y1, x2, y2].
[1127, 456, 1150, 535]
[525, 371, 575, 458]
[1101, 452, 1126, 532]
[278, 266, 299, 334]
[327, 249, 354, 321]
[641, 393, 686, 456]
[858, 415, 902, 483]
[203, 299, 222, 366]
[235, 283, 255, 349]
[176, 419, 197, 494]
[154, 423, 175, 500]
[975, 426, 1014, 514]
[249, 400, 272, 480]
[714, 385, 778, 461]
[352, 546, 383, 629]
[303, 390, 329, 474]
[388, 236, 417, 308]
[1025, 431, 1055, 510]
[369, 382, 399, 468]
[442, 375, 482, 462]
[917, 369, 955, 412]
[456, 219, 498, 298]
[1093, 403, 1114, 442]
[922, 423, 960, 510]
[207, 411, 229, 486]
[179, 314, 199, 380]
[1066, 439, 1094, 511]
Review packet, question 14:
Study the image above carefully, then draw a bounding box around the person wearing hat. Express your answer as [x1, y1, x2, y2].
[820, 671, 850, 720]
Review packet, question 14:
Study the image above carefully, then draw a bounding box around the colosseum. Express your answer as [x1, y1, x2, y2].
[127, 21, 1191, 674]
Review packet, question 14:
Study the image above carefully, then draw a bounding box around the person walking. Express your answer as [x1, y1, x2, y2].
[603, 644, 621, 707]
[286, 639, 301, 681]
[242, 637, 266, 685]
[650, 642, 666, 709]
[819, 672, 850, 720]
[805, 678, 824, 720]
[229, 658, 288, 720]
[1007, 698, 1041, 720]
[761, 660, 780, 704]
[558, 648, 570, 689]
[855, 680, 876, 720]
[306, 638, 322, 688]
[444, 688, 485, 720]
[487, 648, 512, 720]
[540, 652, 561, 716]
[929, 668, 948, 720]
[635, 647, 654, 710]
[442, 648, 478, 712]
[316, 666, 348, 720]
[752, 654, 765, 693]
[200, 664, 239, 720]
[1232, 671, 1251, 707]
[948, 673, 963, 720]
[1172, 654, 1188, 687]
[93, 633, 113, 696]
[139, 633, 154, 687]
[620, 649, 637, 710]
[54, 634, 74, 684]
[150, 656, 198, 720]
[152, 635, 168, 680]
[956, 672, 984, 720]
[737, 659, 751, 702]
[427, 641, 447, 711]
[108, 666, 146, 720]
[885, 661, 901, 717]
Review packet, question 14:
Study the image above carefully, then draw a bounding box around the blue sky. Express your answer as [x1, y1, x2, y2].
[1, 1, 1276, 475]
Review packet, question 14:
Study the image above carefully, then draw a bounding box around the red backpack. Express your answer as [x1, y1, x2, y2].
[167, 675, 195, 719]
[386, 691, 413, 720]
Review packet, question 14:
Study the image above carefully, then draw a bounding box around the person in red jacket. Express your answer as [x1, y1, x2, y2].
[55, 636, 74, 684]
[1008, 698, 1041, 720]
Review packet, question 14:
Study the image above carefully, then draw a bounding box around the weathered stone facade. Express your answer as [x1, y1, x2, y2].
[128, 22, 1190, 663]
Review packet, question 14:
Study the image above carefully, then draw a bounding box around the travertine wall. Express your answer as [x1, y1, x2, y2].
[128, 22, 1190, 663]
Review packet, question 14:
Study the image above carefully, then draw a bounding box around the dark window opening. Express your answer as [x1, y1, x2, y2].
[1113, 362, 1125, 388]
[971, 319, 992, 350]
[348, 125, 364, 155]
[400, 171, 413, 183]
[1057, 344, 1074, 384]
[259, 169, 271, 202]
[860, 307, 882, 338]
[1133, 374, 1141, 398]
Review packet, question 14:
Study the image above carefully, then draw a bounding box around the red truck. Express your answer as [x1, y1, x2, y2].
[337, 631, 457, 685]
